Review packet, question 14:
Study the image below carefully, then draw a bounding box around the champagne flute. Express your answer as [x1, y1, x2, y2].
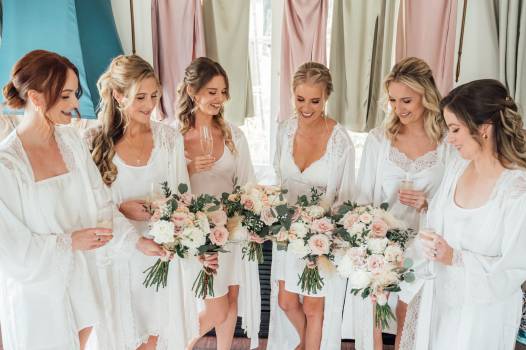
[200, 125, 214, 157]
[96, 203, 114, 266]
[416, 211, 436, 280]
[145, 182, 162, 214]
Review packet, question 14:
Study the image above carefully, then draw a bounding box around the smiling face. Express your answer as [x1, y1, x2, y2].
[388, 81, 426, 126]
[293, 82, 326, 123]
[193, 75, 228, 117]
[444, 108, 486, 160]
[119, 76, 160, 126]
[44, 68, 80, 124]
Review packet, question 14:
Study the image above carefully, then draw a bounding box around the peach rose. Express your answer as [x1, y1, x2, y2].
[367, 254, 386, 275]
[371, 218, 388, 238]
[208, 210, 227, 227]
[311, 217, 335, 234]
[308, 234, 331, 256]
[209, 226, 229, 246]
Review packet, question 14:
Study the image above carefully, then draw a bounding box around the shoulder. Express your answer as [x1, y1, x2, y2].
[277, 117, 297, 136]
[0, 130, 21, 169]
[501, 169, 526, 201]
[151, 120, 183, 150]
[367, 127, 387, 144]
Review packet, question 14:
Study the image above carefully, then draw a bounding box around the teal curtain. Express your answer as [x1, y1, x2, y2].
[0, 0, 122, 118]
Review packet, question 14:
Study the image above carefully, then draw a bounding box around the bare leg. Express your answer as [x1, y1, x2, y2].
[216, 285, 239, 350]
[137, 336, 158, 350]
[186, 294, 229, 350]
[303, 296, 324, 350]
[395, 300, 407, 350]
[278, 280, 306, 350]
[78, 327, 92, 350]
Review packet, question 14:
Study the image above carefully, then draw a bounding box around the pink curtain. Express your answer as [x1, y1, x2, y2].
[395, 0, 457, 96]
[279, 0, 328, 122]
[151, 0, 205, 123]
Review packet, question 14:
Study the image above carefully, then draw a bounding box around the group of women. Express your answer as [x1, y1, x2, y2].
[1, 49, 525, 350]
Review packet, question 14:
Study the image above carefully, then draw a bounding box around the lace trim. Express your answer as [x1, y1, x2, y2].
[399, 290, 422, 350]
[152, 120, 177, 153]
[388, 146, 439, 173]
[285, 118, 351, 166]
[56, 128, 76, 169]
[56, 233, 74, 288]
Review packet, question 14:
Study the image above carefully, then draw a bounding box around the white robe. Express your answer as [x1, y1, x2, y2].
[341, 128, 452, 349]
[0, 126, 133, 350]
[414, 155, 526, 350]
[185, 123, 261, 349]
[267, 117, 355, 350]
[85, 121, 196, 350]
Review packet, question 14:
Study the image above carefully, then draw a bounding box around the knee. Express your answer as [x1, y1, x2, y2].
[302, 299, 324, 320]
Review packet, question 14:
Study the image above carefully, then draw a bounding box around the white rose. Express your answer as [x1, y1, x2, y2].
[181, 227, 206, 249]
[368, 238, 389, 254]
[359, 212, 373, 224]
[349, 222, 366, 236]
[337, 254, 354, 278]
[350, 269, 372, 289]
[384, 245, 404, 264]
[306, 205, 325, 219]
[288, 238, 312, 257]
[373, 268, 399, 288]
[195, 212, 211, 234]
[149, 220, 175, 244]
[290, 222, 308, 239]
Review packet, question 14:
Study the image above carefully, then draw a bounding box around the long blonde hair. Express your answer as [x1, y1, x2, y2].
[383, 57, 445, 144]
[440, 79, 526, 169]
[176, 57, 236, 153]
[90, 55, 160, 185]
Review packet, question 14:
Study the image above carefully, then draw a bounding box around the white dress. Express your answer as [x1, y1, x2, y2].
[86, 121, 195, 350]
[186, 123, 261, 349]
[0, 126, 132, 350]
[413, 156, 526, 350]
[267, 117, 356, 350]
[340, 128, 452, 349]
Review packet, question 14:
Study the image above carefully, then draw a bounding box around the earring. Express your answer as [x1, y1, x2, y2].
[483, 133, 488, 139]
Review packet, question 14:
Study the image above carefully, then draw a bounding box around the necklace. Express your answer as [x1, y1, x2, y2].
[124, 132, 149, 165]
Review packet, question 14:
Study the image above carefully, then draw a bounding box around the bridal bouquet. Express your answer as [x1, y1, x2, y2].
[284, 188, 337, 294]
[143, 182, 228, 298]
[221, 181, 293, 263]
[333, 202, 415, 329]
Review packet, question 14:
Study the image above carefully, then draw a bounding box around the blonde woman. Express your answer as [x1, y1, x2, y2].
[0, 50, 122, 350]
[86, 55, 192, 350]
[414, 80, 526, 349]
[340, 57, 451, 350]
[268, 62, 355, 350]
[176, 57, 260, 350]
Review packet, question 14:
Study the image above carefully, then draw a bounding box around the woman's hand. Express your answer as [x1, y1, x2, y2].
[187, 155, 215, 176]
[399, 189, 428, 212]
[420, 230, 453, 265]
[198, 252, 219, 271]
[136, 237, 166, 257]
[71, 228, 113, 251]
[119, 200, 151, 221]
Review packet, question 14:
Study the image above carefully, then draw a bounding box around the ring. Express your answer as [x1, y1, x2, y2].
[432, 250, 437, 257]
[97, 237, 101, 242]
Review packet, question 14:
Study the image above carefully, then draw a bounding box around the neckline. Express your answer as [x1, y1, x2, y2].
[15, 128, 71, 183]
[290, 119, 338, 174]
[389, 143, 439, 163]
[115, 126, 156, 168]
[451, 161, 509, 211]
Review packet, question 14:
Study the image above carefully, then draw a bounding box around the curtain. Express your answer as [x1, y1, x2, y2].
[278, 0, 328, 122]
[395, 0, 457, 96]
[151, 0, 205, 122]
[328, 0, 398, 132]
[202, 0, 254, 126]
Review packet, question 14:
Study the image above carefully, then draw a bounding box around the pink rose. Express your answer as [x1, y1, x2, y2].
[341, 212, 359, 230]
[260, 207, 278, 226]
[241, 196, 255, 211]
[208, 210, 227, 227]
[371, 218, 388, 238]
[209, 226, 229, 246]
[311, 217, 335, 234]
[367, 254, 386, 275]
[308, 234, 331, 255]
[359, 212, 373, 224]
[249, 233, 265, 244]
[171, 211, 189, 228]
